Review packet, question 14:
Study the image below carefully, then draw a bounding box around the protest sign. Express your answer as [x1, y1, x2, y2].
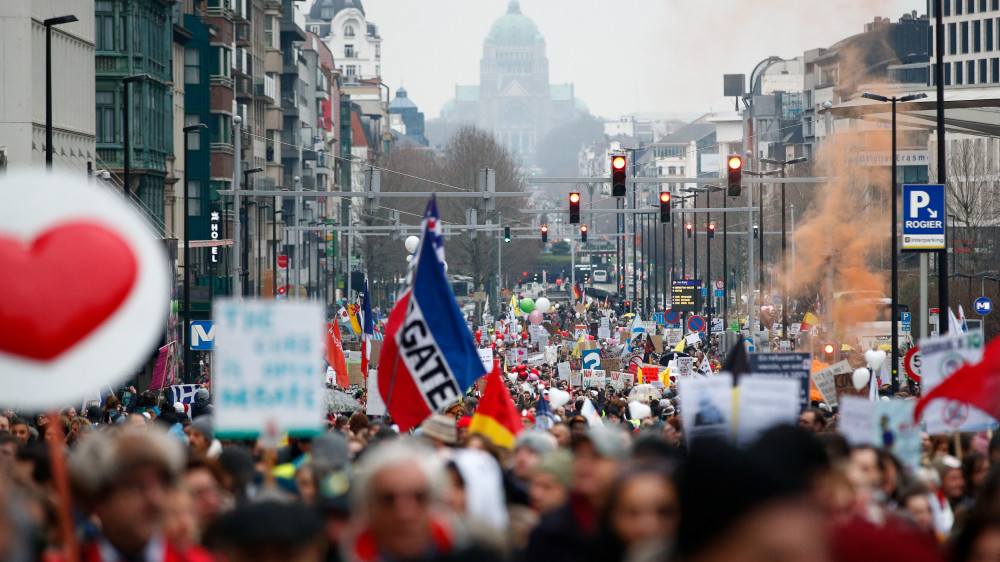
[592, 369, 606, 388]
[748, 352, 812, 410]
[737, 376, 800, 445]
[581, 348, 602, 370]
[651, 335, 664, 353]
[544, 345, 558, 364]
[665, 330, 683, 348]
[478, 347, 495, 372]
[837, 396, 876, 446]
[675, 357, 694, 377]
[920, 330, 992, 433]
[679, 374, 734, 446]
[366, 370, 386, 416]
[557, 362, 571, 381]
[685, 333, 701, 346]
[570, 371, 582, 387]
[610, 371, 625, 391]
[811, 360, 852, 408]
[214, 300, 324, 438]
[641, 366, 661, 386]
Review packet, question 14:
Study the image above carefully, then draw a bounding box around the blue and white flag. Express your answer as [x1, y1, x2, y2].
[377, 196, 486, 431]
[627, 313, 646, 351]
[362, 279, 375, 374]
[169, 384, 200, 405]
[534, 396, 560, 431]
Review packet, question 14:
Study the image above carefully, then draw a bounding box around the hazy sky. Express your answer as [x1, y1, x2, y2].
[312, 0, 924, 120]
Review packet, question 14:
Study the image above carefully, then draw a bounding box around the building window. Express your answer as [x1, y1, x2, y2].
[993, 0, 999, 10]
[945, 0, 952, 16]
[211, 114, 232, 145]
[96, 90, 117, 144]
[187, 180, 202, 216]
[945, 62, 952, 85]
[970, 0, 976, 12]
[950, 23, 958, 55]
[211, 46, 231, 79]
[184, 48, 200, 84]
[983, 0, 989, 11]
[185, 114, 202, 150]
[958, 0, 964, 14]
[969, 59, 977, 83]
[667, 166, 676, 175]
[344, 44, 354, 58]
[375, 43, 380, 58]
[988, 19, 995, 50]
[962, 21, 970, 53]
[957, 61, 964, 84]
[993, 58, 1000, 81]
[982, 58, 989, 82]
[95, 1, 116, 52]
[975, 20, 983, 52]
[345, 65, 356, 77]
[344, 25, 355, 37]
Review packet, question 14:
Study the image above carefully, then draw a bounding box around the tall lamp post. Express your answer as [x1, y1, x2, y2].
[861, 91, 927, 392]
[44, 15, 78, 170]
[760, 156, 807, 340]
[122, 74, 150, 197]
[182, 123, 207, 382]
[241, 168, 264, 297]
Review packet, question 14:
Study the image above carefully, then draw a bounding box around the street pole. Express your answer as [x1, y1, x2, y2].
[747, 172, 756, 339]
[231, 115, 243, 300]
[182, 123, 207, 382]
[781, 166, 787, 340]
[44, 16, 77, 170]
[936, 0, 949, 332]
[294, 175, 303, 301]
[706, 209, 712, 342]
[723, 186, 728, 328]
[891, 97, 899, 392]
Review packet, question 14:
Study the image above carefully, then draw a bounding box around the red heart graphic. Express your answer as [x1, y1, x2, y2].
[0, 222, 137, 360]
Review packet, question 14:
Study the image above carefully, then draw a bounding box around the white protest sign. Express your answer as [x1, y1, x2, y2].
[570, 370, 582, 387]
[737, 376, 800, 445]
[214, 300, 325, 437]
[366, 370, 386, 416]
[582, 369, 593, 387]
[610, 371, 625, 391]
[0, 171, 170, 408]
[666, 330, 683, 347]
[598, 317, 610, 339]
[347, 350, 361, 363]
[685, 333, 701, 346]
[811, 360, 852, 409]
[838, 396, 877, 446]
[557, 361, 571, 381]
[675, 357, 694, 377]
[790, 323, 801, 336]
[920, 330, 992, 433]
[679, 373, 734, 446]
[591, 369, 606, 388]
[544, 345, 558, 364]
[478, 347, 495, 372]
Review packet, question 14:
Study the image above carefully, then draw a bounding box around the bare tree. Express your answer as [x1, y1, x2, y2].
[939, 136, 1000, 273]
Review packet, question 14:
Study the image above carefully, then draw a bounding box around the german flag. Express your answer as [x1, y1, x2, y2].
[469, 363, 523, 449]
[573, 284, 582, 301]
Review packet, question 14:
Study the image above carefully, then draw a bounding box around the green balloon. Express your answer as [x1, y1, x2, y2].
[520, 298, 535, 313]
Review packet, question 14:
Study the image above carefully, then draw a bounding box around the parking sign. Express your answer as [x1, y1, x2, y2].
[902, 184, 945, 250]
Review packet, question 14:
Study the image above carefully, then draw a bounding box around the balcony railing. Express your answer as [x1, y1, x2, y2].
[255, 75, 277, 100]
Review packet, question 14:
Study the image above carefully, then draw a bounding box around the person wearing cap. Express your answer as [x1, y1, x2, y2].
[506, 431, 556, 507]
[525, 425, 629, 561]
[418, 414, 458, 449]
[191, 387, 213, 419]
[529, 449, 573, 515]
[66, 428, 212, 562]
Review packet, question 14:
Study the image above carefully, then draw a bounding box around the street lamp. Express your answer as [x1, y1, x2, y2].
[860, 91, 927, 392]
[122, 74, 151, 197]
[241, 168, 264, 297]
[760, 156, 807, 341]
[44, 14, 78, 169]
[182, 122, 207, 382]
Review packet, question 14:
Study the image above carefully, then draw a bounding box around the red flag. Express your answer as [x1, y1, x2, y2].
[325, 322, 349, 388]
[914, 336, 1000, 421]
[469, 362, 523, 448]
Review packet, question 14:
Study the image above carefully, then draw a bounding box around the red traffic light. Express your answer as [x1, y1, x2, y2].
[569, 192, 581, 203]
[708, 222, 716, 231]
[728, 156, 743, 170]
[659, 192, 671, 203]
[685, 223, 693, 230]
[612, 156, 626, 171]
[580, 225, 588, 232]
[540, 225, 548, 232]
[823, 343, 835, 355]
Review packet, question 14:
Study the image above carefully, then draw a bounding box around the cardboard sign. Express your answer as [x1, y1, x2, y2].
[0, 171, 170, 408]
[557, 361, 571, 381]
[601, 358, 621, 372]
[366, 370, 386, 416]
[348, 362, 364, 387]
[675, 357, 694, 377]
[651, 335, 663, 352]
[679, 373, 734, 445]
[213, 300, 325, 437]
[737, 376, 800, 445]
[811, 360, 852, 408]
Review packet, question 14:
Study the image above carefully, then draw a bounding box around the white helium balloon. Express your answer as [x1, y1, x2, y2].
[548, 389, 571, 410]
[535, 297, 551, 313]
[404, 235, 420, 254]
[852, 368, 871, 391]
[864, 349, 887, 371]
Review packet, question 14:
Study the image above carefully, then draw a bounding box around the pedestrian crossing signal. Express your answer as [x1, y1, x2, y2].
[504, 226, 511, 243]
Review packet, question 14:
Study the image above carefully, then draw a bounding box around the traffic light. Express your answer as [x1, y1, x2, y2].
[727, 155, 743, 197]
[625, 300, 631, 312]
[822, 343, 836, 362]
[686, 222, 693, 238]
[540, 225, 548, 243]
[611, 155, 627, 197]
[753, 224, 759, 239]
[504, 226, 511, 243]
[659, 192, 671, 223]
[580, 224, 588, 242]
[569, 192, 581, 224]
[708, 221, 716, 239]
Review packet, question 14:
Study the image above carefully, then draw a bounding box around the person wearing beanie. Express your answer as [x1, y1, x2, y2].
[186, 417, 220, 460]
[191, 387, 213, 419]
[529, 449, 573, 514]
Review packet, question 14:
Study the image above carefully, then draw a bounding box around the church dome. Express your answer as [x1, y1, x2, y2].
[485, 1, 544, 46]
